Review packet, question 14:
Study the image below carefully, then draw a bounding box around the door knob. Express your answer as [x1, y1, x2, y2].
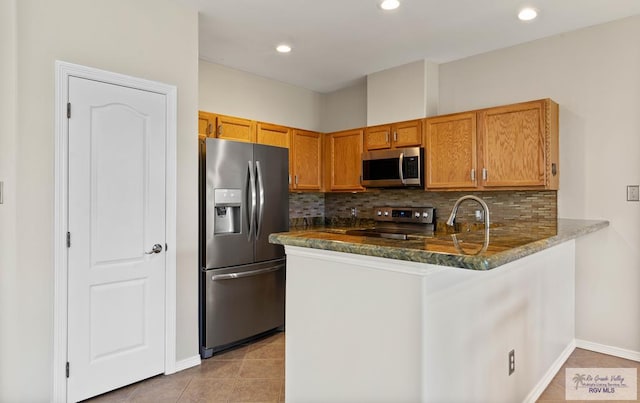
[145, 244, 163, 254]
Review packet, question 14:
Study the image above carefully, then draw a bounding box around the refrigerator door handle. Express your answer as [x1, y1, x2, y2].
[255, 160, 265, 239]
[211, 263, 285, 281]
[247, 160, 256, 241]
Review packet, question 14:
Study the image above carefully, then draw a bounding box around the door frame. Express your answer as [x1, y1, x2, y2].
[52, 61, 178, 402]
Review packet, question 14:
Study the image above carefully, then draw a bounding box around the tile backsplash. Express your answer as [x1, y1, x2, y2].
[288, 192, 325, 226]
[289, 189, 557, 227]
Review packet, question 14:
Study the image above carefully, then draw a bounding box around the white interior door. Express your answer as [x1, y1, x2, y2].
[67, 76, 167, 402]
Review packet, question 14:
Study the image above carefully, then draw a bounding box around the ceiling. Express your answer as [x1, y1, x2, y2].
[179, 0, 640, 93]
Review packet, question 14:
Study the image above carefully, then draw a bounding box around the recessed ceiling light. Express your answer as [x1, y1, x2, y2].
[276, 44, 292, 53]
[379, 0, 400, 11]
[518, 7, 538, 21]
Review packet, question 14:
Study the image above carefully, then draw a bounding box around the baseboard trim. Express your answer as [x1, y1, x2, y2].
[523, 339, 576, 403]
[172, 355, 201, 373]
[576, 339, 640, 362]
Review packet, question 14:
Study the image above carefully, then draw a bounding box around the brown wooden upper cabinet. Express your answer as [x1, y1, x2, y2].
[199, 111, 216, 139]
[424, 99, 559, 191]
[364, 119, 423, 151]
[324, 128, 365, 192]
[291, 130, 322, 191]
[215, 114, 256, 143]
[479, 99, 558, 189]
[256, 122, 290, 149]
[425, 112, 478, 189]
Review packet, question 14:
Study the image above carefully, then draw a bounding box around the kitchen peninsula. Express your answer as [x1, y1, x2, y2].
[269, 218, 608, 403]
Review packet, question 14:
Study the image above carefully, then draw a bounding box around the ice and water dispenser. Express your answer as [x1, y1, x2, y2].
[213, 189, 241, 234]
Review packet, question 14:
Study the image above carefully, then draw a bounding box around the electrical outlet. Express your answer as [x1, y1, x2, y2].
[627, 185, 639, 202]
[351, 208, 357, 217]
[474, 209, 483, 221]
[508, 350, 515, 375]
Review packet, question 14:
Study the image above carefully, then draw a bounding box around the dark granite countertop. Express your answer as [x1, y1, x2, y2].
[269, 219, 609, 270]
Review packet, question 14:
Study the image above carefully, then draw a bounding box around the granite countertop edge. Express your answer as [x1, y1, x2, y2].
[269, 219, 609, 271]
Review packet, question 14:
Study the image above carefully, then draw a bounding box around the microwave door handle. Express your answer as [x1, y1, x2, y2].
[247, 161, 256, 241]
[398, 152, 405, 184]
[255, 160, 265, 239]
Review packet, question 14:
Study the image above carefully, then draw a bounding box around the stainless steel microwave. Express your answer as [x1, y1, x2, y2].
[361, 147, 424, 188]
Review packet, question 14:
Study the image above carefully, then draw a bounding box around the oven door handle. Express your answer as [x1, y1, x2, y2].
[398, 152, 405, 184]
[211, 264, 285, 281]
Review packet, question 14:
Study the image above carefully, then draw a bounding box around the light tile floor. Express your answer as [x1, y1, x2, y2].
[536, 348, 640, 402]
[86, 334, 639, 403]
[84, 331, 285, 403]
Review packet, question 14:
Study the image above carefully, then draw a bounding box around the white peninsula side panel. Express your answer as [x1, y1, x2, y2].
[284, 241, 576, 403]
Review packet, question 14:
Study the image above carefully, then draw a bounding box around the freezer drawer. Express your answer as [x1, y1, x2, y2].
[202, 259, 285, 355]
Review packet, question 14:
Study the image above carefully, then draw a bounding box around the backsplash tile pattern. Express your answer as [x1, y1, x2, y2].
[288, 192, 325, 226]
[324, 189, 557, 226]
[289, 189, 557, 228]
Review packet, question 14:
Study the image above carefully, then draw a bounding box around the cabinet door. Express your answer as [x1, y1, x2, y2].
[392, 119, 423, 148]
[325, 129, 364, 191]
[198, 111, 215, 139]
[479, 101, 546, 188]
[425, 113, 477, 189]
[257, 122, 290, 149]
[216, 115, 255, 143]
[292, 130, 322, 191]
[364, 125, 391, 151]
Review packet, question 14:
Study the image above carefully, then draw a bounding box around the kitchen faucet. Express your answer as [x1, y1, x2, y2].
[446, 195, 490, 230]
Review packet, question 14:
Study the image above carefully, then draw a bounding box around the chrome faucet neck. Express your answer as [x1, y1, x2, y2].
[446, 195, 490, 230]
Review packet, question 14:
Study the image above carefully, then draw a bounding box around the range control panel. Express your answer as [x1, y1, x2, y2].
[374, 206, 435, 224]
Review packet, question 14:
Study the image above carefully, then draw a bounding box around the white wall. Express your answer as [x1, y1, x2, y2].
[439, 16, 640, 354]
[1, 1, 199, 401]
[320, 79, 367, 132]
[367, 59, 439, 125]
[199, 60, 323, 132]
[285, 241, 575, 402]
[0, 0, 18, 397]
[199, 61, 368, 133]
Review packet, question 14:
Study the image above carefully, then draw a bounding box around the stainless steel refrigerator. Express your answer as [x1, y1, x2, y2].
[199, 138, 288, 358]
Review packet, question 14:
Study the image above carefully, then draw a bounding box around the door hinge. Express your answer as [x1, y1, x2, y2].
[66, 232, 71, 248]
[67, 102, 71, 119]
[66, 362, 70, 378]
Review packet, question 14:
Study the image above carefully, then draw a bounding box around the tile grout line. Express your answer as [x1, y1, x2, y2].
[174, 376, 193, 403]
